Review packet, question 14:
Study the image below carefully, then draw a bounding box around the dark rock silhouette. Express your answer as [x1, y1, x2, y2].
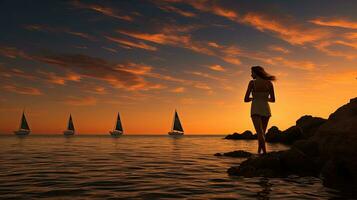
[215, 150, 252, 158]
[265, 116, 326, 144]
[225, 130, 257, 140]
[227, 116, 326, 145]
[228, 97, 357, 190]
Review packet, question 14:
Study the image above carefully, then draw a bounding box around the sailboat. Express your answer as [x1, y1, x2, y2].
[110, 112, 123, 136]
[14, 111, 31, 136]
[168, 110, 184, 136]
[63, 114, 75, 136]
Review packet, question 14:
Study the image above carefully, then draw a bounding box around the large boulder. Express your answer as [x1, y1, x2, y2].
[228, 97, 357, 190]
[225, 130, 257, 140]
[228, 147, 319, 177]
[311, 97, 357, 188]
[296, 115, 327, 139]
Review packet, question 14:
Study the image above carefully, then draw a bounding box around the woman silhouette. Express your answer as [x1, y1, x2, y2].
[244, 66, 276, 154]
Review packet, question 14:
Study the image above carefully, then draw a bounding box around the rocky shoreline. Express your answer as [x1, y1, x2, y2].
[222, 97, 357, 191]
[225, 115, 326, 145]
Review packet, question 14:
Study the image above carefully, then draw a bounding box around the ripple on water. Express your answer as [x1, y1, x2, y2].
[0, 135, 346, 199]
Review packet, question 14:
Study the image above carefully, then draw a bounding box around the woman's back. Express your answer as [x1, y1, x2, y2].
[252, 79, 271, 101]
[252, 79, 271, 93]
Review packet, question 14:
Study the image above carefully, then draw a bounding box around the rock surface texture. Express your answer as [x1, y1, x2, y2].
[227, 97, 357, 191]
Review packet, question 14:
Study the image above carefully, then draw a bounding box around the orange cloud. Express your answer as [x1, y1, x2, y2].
[106, 36, 157, 51]
[314, 41, 357, 60]
[177, 2, 331, 45]
[310, 17, 357, 29]
[209, 64, 225, 71]
[117, 30, 189, 45]
[187, 1, 238, 20]
[268, 45, 290, 54]
[37, 71, 81, 85]
[157, 4, 196, 17]
[194, 82, 211, 90]
[171, 87, 185, 93]
[117, 28, 215, 56]
[186, 71, 225, 81]
[240, 12, 331, 45]
[2, 85, 42, 95]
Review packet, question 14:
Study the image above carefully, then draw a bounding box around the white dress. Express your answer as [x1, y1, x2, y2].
[250, 81, 271, 117]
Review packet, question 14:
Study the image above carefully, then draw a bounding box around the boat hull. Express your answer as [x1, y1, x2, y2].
[168, 131, 184, 136]
[110, 130, 123, 137]
[14, 129, 30, 136]
[63, 130, 75, 136]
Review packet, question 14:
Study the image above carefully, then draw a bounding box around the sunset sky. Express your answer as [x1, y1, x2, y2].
[0, 0, 356, 134]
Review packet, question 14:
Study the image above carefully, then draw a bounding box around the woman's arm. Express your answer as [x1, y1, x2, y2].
[268, 82, 275, 102]
[244, 81, 253, 102]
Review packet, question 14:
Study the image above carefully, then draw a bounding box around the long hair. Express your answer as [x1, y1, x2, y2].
[251, 66, 276, 81]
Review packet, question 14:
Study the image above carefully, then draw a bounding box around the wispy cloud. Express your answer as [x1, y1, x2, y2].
[314, 41, 357, 60]
[2, 84, 42, 95]
[71, 0, 134, 21]
[37, 70, 81, 85]
[172, 1, 332, 45]
[34, 53, 160, 91]
[0, 46, 31, 59]
[186, 71, 225, 81]
[239, 12, 331, 45]
[156, 3, 196, 17]
[310, 17, 357, 29]
[24, 24, 95, 41]
[208, 64, 225, 71]
[171, 87, 185, 93]
[106, 36, 157, 51]
[101, 46, 118, 53]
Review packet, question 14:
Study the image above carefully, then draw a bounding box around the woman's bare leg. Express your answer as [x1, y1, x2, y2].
[261, 116, 270, 134]
[252, 115, 267, 154]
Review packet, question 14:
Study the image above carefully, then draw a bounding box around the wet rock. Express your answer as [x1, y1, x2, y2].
[225, 130, 257, 140]
[228, 152, 283, 177]
[228, 148, 319, 178]
[215, 150, 252, 158]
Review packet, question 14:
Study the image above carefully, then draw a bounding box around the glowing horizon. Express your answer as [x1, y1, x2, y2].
[0, 1, 356, 134]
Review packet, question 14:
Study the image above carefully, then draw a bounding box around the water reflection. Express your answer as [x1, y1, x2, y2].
[256, 178, 272, 200]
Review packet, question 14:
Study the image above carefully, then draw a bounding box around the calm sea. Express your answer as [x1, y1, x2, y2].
[0, 135, 348, 199]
